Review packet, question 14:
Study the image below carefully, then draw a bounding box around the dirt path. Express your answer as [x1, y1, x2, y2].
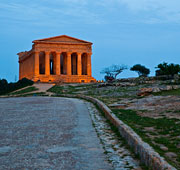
[33, 83, 54, 93]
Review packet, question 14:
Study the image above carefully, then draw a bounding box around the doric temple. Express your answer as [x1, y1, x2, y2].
[17, 35, 96, 83]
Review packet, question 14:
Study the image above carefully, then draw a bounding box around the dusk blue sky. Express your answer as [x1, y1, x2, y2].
[1, 0, 180, 82]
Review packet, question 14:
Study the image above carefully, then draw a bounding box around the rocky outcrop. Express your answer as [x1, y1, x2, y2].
[137, 85, 180, 96]
[137, 88, 153, 96]
[98, 82, 136, 88]
[117, 75, 180, 83]
[98, 75, 180, 88]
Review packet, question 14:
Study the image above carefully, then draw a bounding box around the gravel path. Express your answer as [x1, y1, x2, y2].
[0, 97, 111, 170]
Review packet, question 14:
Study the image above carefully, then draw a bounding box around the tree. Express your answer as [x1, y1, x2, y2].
[155, 62, 180, 76]
[130, 64, 150, 77]
[101, 64, 127, 81]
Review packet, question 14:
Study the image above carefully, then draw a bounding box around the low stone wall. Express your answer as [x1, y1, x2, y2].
[59, 94, 176, 170]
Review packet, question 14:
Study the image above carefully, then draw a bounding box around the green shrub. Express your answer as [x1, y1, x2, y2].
[155, 62, 180, 76]
[0, 78, 34, 95]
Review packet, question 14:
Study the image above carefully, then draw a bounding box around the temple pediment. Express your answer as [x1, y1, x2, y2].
[33, 35, 92, 44]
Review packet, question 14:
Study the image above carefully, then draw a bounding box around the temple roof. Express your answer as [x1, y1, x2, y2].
[33, 35, 92, 45]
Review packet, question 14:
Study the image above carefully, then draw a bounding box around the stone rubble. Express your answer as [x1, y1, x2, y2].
[86, 101, 142, 170]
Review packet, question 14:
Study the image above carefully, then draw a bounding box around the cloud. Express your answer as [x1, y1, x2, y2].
[0, 0, 180, 26]
[91, 0, 180, 24]
[63, 0, 88, 5]
[117, 0, 180, 23]
[118, 0, 180, 11]
[0, 1, 104, 26]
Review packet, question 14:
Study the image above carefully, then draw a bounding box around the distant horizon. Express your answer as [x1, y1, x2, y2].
[0, 0, 180, 82]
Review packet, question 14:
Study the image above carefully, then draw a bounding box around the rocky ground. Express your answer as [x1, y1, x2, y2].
[109, 95, 180, 119]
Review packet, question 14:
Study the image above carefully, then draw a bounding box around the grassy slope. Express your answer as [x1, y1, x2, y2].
[112, 109, 180, 169]
[10, 86, 38, 95]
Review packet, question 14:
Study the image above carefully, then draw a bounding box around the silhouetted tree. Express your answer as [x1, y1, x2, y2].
[101, 64, 127, 81]
[130, 64, 150, 77]
[155, 62, 180, 76]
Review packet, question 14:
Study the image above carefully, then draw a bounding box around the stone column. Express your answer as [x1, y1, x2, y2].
[87, 53, 92, 76]
[34, 51, 39, 77]
[56, 52, 61, 75]
[67, 52, 72, 75]
[77, 53, 82, 75]
[45, 51, 50, 75]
